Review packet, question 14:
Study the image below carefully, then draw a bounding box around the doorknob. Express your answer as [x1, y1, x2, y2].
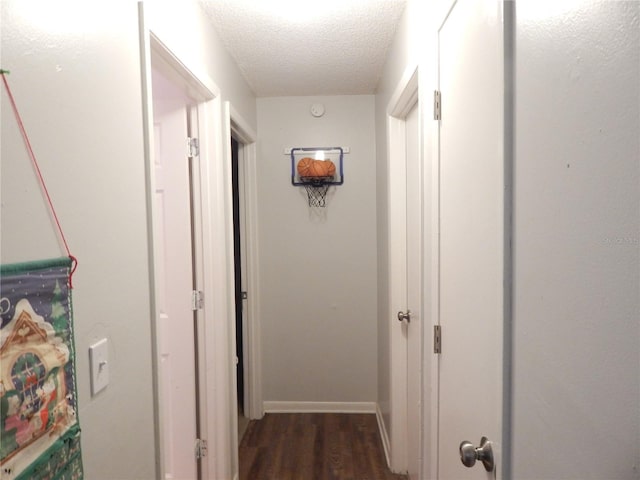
[459, 436, 494, 472]
[397, 310, 411, 322]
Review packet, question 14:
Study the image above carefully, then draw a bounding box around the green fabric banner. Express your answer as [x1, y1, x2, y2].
[1, 257, 83, 479]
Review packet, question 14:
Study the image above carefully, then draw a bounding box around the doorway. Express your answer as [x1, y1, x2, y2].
[231, 136, 250, 441]
[223, 103, 260, 478]
[147, 60, 217, 478]
[151, 65, 202, 480]
[140, 17, 233, 478]
[226, 108, 261, 420]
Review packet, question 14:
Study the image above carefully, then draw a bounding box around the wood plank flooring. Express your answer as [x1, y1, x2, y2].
[239, 413, 408, 480]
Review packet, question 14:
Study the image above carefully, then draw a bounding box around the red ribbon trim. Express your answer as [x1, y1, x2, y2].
[1, 71, 78, 288]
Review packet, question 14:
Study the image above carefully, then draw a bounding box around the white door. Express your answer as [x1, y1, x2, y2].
[405, 102, 422, 480]
[437, 0, 504, 478]
[153, 70, 199, 480]
[389, 70, 421, 474]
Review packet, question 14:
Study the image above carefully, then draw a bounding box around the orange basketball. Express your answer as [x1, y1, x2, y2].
[309, 160, 329, 177]
[297, 157, 315, 177]
[325, 160, 336, 177]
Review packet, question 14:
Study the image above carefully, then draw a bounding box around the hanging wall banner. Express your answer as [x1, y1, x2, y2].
[1, 257, 83, 480]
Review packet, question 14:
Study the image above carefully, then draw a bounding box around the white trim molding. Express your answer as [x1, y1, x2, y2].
[263, 401, 377, 414]
[376, 403, 392, 470]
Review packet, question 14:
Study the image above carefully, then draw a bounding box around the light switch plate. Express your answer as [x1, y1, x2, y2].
[89, 338, 109, 395]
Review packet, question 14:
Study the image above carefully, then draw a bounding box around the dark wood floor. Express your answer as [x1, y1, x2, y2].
[239, 413, 408, 480]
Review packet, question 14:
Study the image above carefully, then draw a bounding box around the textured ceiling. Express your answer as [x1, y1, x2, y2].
[199, 0, 407, 97]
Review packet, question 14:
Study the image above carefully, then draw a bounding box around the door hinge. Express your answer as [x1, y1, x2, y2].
[434, 325, 442, 354]
[433, 90, 442, 120]
[188, 137, 200, 157]
[195, 438, 208, 459]
[241, 291, 248, 300]
[192, 290, 204, 311]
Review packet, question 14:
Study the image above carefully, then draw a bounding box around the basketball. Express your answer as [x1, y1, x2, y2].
[297, 157, 337, 178]
[297, 157, 316, 177]
[325, 160, 336, 177]
[309, 159, 329, 177]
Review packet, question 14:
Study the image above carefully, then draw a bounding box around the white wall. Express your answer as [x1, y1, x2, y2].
[374, 0, 412, 435]
[512, 2, 640, 478]
[1, 1, 255, 478]
[1, 3, 157, 478]
[256, 95, 378, 407]
[374, 0, 417, 443]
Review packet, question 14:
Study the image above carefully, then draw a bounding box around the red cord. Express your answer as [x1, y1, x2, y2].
[1, 72, 78, 287]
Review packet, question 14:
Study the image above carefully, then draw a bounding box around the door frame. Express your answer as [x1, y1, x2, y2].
[386, 64, 422, 474]
[139, 5, 233, 479]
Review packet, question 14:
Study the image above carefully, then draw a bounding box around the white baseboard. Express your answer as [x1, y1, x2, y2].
[376, 403, 392, 469]
[263, 401, 377, 414]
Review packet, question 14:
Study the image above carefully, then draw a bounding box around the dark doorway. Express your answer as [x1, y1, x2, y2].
[231, 137, 244, 411]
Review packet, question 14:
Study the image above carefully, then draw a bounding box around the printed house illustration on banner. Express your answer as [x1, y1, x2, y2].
[1, 298, 76, 463]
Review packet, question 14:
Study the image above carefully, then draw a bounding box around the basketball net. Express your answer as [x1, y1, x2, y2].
[304, 183, 330, 207]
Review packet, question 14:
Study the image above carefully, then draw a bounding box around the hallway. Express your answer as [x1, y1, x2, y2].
[2, 1, 638, 479]
[239, 413, 407, 480]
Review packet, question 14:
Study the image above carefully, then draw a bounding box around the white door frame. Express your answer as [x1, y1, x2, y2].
[139, 5, 235, 479]
[386, 64, 422, 474]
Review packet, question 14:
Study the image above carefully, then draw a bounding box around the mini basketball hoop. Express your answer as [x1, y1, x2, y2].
[291, 147, 344, 208]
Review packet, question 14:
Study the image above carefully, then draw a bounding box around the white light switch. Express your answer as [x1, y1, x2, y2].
[89, 338, 109, 395]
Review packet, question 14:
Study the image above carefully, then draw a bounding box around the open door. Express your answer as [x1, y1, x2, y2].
[151, 67, 202, 479]
[436, 0, 507, 478]
[231, 136, 250, 437]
